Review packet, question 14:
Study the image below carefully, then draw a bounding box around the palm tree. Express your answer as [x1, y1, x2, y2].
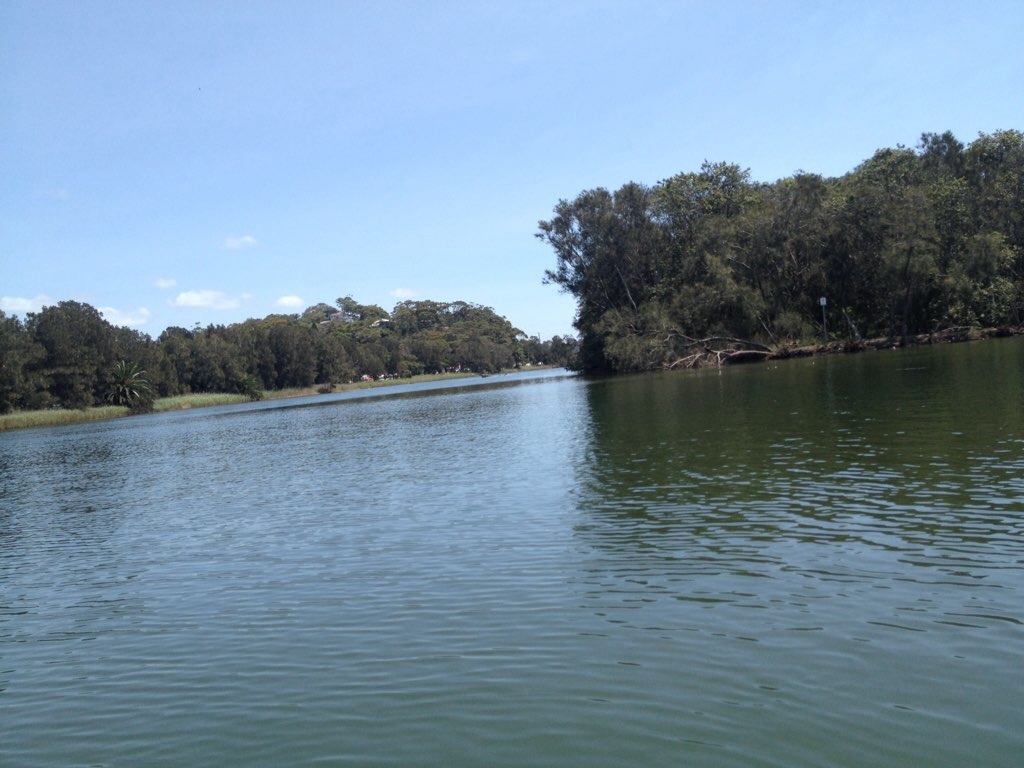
[106, 360, 154, 411]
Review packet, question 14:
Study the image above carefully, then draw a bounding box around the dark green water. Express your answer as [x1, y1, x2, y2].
[2, 343, 1022, 767]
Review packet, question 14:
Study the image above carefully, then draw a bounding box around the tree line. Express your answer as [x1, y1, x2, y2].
[538, 130, 1024, 373]
[0, 297, 579, 413]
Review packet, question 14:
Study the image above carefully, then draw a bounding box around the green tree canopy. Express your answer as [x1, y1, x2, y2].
[540, 130, 1024, 373]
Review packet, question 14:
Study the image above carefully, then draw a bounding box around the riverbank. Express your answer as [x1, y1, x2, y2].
[772, 325, 1024, 360]
[668, 325, 1024, 369]
[0, 371, 487, 432]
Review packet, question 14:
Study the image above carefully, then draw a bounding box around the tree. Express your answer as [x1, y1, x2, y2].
[880, 187, 939, 341]
[539, 131, 1024, 372]
[187, 327, 246, 393]
[964, 129, 1024, 248]
[408, 331, 452, 373]
[158, 326, 195, 392]
[301, 302, 338, 324]
[105, 360, 154, 412]
[314, 328, 355, 384]
[335, 296, 388, 324]
[539, 183, 666, 371]
[391, 300, 448, 335]
[27, 301, 117, 407]
[0, 311, 47, 412]
[918, 131, 965, 181]
[546, 335, 580, 369]
[267, 320, 316, 388]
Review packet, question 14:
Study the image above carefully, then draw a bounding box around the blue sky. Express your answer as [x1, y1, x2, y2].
[3, 1, 1023, 339]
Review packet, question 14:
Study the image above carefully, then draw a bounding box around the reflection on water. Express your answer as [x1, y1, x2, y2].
[575, 352, 1023, 625]
[568, 345, 1024, 765]
[1, 353, 1023, 766]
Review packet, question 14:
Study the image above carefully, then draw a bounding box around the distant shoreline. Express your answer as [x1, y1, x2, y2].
[4, 328, 1020, 433]
[0, 369, 549, 433]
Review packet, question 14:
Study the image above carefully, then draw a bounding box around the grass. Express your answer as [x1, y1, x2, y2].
[151, 393, 251, 411]
[0, 393, 251, 432]
[0, 405, 130, 432]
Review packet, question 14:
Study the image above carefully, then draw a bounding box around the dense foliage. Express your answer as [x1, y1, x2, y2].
[0, 298, 578, 413]
[105, 360, 155, 412]
[539, 130, 1024, 373]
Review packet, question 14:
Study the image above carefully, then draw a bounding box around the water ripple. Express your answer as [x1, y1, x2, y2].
[2, 353, 1024, 766]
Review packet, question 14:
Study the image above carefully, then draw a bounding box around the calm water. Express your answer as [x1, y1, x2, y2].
[2, 344, 1023, 767]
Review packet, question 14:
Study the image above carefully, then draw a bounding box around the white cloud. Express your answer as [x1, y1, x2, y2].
[99, 306, 151, 327]
[154, 277, 177, 289]
[389, 287, 417, 299]
[171, 290, 242, 310]
[224, 234, 258, 250]
[275, 295, 304, 308]
[0, 294, 54, 314]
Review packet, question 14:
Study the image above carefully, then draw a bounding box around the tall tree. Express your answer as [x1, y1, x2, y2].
[539, 183, 665, 371]
[0, 311, 46, 412]
[27, 301, 117, 407]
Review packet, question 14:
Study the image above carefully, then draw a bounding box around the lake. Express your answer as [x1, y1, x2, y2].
[2, 342, 1023, 767]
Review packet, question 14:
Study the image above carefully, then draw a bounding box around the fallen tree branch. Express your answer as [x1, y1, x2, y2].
[659, 333, 771, 353]
[665, 347, 771, 370]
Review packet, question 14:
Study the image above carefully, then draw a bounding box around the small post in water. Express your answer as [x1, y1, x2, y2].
[819, 296, 828, 341]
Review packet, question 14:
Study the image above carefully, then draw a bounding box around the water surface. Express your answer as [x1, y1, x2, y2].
[2, 348, 1022, 766]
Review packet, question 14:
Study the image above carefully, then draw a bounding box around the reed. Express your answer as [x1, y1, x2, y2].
[151, 393, 250, 411]
[0, 405, 130, 432]
[264, 386, 320, 400]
